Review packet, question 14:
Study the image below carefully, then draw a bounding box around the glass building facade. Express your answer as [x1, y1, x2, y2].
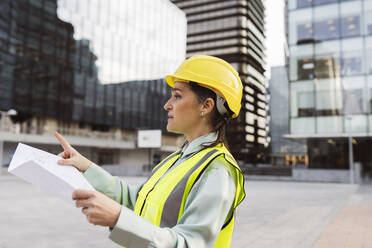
[287, 0, 372, 177]
[269, 66, 307, 166]
[171, 0, 269, 164]
[57, 0, 186, 83]
[0, 0, 185, 131]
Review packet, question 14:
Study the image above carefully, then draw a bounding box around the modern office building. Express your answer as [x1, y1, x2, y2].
[287, 0, 372, 179]
[171, 0, 269, 164]
[269, 66, 306, 166]
[0, 0, 186, 173]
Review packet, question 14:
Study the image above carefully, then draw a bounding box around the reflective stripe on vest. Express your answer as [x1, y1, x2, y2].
[133, 144, 245, 247]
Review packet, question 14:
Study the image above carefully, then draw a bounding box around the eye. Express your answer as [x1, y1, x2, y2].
[174, 94, 181, 99]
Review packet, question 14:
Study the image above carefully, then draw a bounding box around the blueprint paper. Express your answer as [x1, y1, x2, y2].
[8, 143, 94, 205]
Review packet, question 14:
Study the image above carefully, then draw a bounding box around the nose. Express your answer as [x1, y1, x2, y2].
[164, 98, 172, 111]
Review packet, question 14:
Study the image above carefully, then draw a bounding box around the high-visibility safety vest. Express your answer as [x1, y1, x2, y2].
[133, 144, 246, 247]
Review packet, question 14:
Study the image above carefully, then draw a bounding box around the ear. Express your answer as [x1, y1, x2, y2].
[200, 97, 215, 115]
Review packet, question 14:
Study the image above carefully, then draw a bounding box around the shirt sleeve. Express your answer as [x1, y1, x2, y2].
[83, 163, 143, 209]
[109, 156, 237, 248]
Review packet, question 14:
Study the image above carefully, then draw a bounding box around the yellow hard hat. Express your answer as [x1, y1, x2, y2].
[165, 55, 243, 118]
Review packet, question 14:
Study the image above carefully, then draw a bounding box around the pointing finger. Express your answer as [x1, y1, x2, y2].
[54, 131, 72, 151]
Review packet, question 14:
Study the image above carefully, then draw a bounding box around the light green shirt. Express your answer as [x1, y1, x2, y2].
[84, 132, 237, 248]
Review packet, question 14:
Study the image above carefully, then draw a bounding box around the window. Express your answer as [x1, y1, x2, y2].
[298, 91, 315, 116]
[314, 18, 340, 41]
[343, 89, 364, 115]
[290, 81, 315, 117]
[296, 0, 312, 9]
[314, 4, 339, 41]
[313, 0, 338, 6]
[314, 40, 341, 79]
[340, 16, 360, 38]
[340, 38, 364, 76]
[315, 88, 342, 116]
[296, 23, 314, 43]
[290, 44, 314, 80]
[289, 8, 312, 45]
[367, 37, 372, 74]
[297, 58, 315, 80]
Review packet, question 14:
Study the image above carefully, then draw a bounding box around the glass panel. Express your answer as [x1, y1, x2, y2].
[340, 38, 364, 76]
[289, 8, 313, 45]
[288, 0, 298, 10]
[290, 81, 315, 117]
[365, 1, 372, 36]
[308, 139, 348, 169]
[344, 115, 367, 133]
[314, 4, 340, 41]
[289, 44, 314, 81]
[367, 37, 372, 74]
[343, 89, 364, 115]
[367, 76, 372, 113]
[313, 0, 338, 6]
[57, 0, 186, 83]
[296, 0, 312, 8]
[342, 76, 366, 115]
[340, 1, 362, 38]
[315, 78, 343, 116]
[291, 117, 316, 134]
[316, 116, 343, 133]
[314, 40, 341, 79]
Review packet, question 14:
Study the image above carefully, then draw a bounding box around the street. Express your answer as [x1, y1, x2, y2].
[1, 175, 371, 248]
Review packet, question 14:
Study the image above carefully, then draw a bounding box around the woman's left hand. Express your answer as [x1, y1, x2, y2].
[72, 190, 122, 228]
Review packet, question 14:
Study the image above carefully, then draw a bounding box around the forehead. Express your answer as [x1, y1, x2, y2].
[173, 81, 190, 91]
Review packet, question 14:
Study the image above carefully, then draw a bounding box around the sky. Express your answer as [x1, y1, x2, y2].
[264, 0, 286, 69]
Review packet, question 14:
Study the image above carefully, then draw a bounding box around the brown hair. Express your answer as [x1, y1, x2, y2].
[187, 81, 232, 150]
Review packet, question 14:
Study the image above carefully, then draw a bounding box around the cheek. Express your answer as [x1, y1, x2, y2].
[175, 101, 200, 122]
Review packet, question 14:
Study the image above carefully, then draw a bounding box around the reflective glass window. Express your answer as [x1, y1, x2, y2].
[314, 5, 340, 41]
[368, 76, 372, 113]
[315, 77, 343, 116]
[290, 44, 314, 81]
[313, 0, 338, 6]
[340, 38, 364, 76]
[315, 89, 342, 116]
[290, 117, 316, 133]
[314, 40, 341, 79]
[342, 76, 365, 115]
[314, 18, 340, 41]
[316, 116, 343, 133]
[289, 8, 312, 45]
[340, 15, 360, 38]
[365, 1, 372, 36]
[343, 89, 364, 115]
[290, 81, 315, 117]
[341, 1, 362, 37]
[367, 37, 372, 74]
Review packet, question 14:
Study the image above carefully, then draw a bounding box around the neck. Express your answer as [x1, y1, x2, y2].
[185, 126, 213, 143]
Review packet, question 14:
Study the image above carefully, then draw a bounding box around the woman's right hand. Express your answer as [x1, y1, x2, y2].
[54, 131, 92, 172]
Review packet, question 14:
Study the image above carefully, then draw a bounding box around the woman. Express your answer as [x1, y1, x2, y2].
[55, 55, 245, 247]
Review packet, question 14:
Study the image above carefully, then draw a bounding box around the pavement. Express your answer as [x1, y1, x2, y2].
[0, 174, 371, 248]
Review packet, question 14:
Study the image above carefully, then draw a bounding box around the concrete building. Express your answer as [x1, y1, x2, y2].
[0, 0, 186, 175]
[170, 0, 269, 164]
[286, 0, 372, 182]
